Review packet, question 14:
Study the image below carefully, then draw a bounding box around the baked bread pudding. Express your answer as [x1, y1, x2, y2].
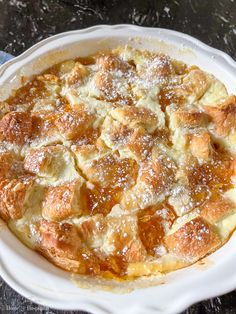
[1, 46, 236, 281]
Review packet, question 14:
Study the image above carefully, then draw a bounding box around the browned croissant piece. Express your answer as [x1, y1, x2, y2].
[0, 112, 33, 145]
[0, 178, 34, 221]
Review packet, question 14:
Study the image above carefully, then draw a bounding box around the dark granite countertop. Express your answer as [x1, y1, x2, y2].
[0, 0, 236, 313]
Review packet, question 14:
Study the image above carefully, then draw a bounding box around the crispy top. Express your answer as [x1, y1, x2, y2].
[1, 46, 236, 281]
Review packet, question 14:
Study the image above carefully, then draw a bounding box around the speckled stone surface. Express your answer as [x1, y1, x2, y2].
[0, 0, 236, 313]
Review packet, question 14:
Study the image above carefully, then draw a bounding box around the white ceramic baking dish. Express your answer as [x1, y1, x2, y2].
[1, 25, 236, 314]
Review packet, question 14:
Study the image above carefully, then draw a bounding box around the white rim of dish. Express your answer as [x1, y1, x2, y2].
[0, 24, 236, 314]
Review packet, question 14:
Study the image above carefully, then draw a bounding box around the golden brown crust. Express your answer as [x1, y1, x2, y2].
[165, 217, 221, 260]
[121, 148, 176, 211]
[101, 116, 133, 149]
[110, 106, 158, 132]
[24, 147, 52, 176]
[139, 148, 176, 194]
[55, 109, 95, 140]
[66, 62, 89, 85]
[24, 145, 76, 180]
[42, 179, 83, 221]
[139, 54, 175, 78]
[0, 112, 33, 145]
[0, 152, 14, 179]
[179, 69, 210, 100]
[82, 153, 138, 189]
[203, 95, 236, 136]
[30, 114, 58, 141]
[0, 152, 25, 180]
[38, 219, 82, 272]
[172, 110, 208, 128]
[189, 156, 233, 191]
[97, 55, 129, 72]
[78, 214, 105, 248]
[0, 178, 33, 222]
[94, 70, 112, 93]
[125, 128, 154, 161]
[38, 219, 100, 274]
[200, 194, 235, 223]
[39, 219, 81, 257]
[103, 215, 147, 263]
[233, 156, 236, 176]
[94, 59, 134, 104]
[189, 131, 213, 160]
[138, 203, 175, 256]
[0, 101, 10, 119]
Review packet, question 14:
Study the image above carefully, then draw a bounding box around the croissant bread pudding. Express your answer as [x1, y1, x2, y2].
[0, 46, 236, 282]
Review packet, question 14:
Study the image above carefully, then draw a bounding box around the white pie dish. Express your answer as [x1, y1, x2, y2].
[0, 24, 236, 314]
